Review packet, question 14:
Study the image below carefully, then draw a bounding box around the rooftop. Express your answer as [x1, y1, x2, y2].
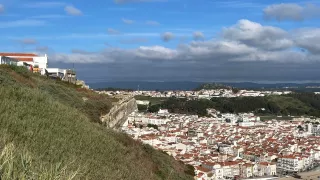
[0, 53, 38, 57]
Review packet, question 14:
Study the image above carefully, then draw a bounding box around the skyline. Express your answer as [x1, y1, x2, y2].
[0, 0, 320, 82]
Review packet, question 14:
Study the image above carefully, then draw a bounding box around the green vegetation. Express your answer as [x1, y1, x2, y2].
[194, 83, 232, 91]
[135, 95, 168, 113]
[259, 116, 294, 121]
[144, 93, 320, 117]
[148, 104, 161, 113]
[0, 143, 79, 180]
[161, 98, 211, 116]
[0, 65, 193, 180]
[147, 124, 159, 130]
[138, 104, 148, 111]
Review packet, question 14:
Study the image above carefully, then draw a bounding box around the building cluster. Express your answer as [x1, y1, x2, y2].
[0, 53, 78, 84]
[133, 89, 293, 99]
[122, 110, 320, 180]
[98, 89, 293, 99]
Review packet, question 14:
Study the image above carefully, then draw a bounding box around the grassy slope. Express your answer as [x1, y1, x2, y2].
[0, 65, 193, 180]
[268, 96, 308, 110]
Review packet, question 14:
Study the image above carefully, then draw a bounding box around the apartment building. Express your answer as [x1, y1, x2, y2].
[277, 155, 303, 172]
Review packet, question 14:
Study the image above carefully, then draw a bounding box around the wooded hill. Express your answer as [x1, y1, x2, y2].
[138, 93, 320, 117]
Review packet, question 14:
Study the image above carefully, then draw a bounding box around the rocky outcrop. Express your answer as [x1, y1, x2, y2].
[100, 95, 137, 129]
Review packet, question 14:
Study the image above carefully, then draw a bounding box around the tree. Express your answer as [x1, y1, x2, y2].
[297, 125, 304, 131]
[232, 88, 240, 94]
[137, 104, 148, 112]
[148, 104, 160, 113]
[147, 124, 158, 130]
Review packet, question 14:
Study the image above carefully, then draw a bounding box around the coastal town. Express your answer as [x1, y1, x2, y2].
[2, 52, 320, 179]
[121, 108, 320, 180]
[97, 89, 294, 99]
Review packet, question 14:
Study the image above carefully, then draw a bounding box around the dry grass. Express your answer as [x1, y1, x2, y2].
[0, 143, 80, 180]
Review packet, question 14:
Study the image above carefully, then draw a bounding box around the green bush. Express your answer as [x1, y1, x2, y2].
[138, 104, 148, 111]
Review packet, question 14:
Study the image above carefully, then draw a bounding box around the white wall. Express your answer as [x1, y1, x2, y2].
[33, 56, 48, 69]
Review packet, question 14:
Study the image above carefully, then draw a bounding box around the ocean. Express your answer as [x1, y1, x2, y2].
[87, 81, 320, 91]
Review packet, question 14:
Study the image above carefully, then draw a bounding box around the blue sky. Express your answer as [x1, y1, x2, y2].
[1, 0, 320, 82]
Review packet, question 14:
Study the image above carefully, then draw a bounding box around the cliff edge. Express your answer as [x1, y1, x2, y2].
[101, 95, 137, 129]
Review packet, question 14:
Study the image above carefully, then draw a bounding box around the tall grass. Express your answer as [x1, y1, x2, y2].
[0, 66, 194, 180]
[0, 143, 80, 180]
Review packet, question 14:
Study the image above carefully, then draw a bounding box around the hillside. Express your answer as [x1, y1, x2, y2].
[194, 83, 232, 91]
[0, 65, 194, 180]
[140, 93, 320, 117]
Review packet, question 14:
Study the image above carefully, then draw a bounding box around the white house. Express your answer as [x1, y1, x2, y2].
[258, 162, 277, 176]
[0, 53, 48, 71]
[45, 68, 67, 79]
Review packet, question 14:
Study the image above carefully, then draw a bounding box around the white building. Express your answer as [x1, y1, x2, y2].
[0, 53, 48, 72]
[158, 109, 169, 115]
[239, 122, 255, 127]
[258, 162, 277, 176]
[277, 155, 304, 172]
[136, 100, 150, 106]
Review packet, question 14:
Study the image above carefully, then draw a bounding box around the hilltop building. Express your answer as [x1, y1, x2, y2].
[0, 53, 48, 73]
[0, 52, 77, 84]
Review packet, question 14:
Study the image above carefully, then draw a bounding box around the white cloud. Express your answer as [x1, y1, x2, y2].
[114, 0, 166, 4]
[20, 38, 38, 45]
[0, 4, 4, 13]
[36, 46, 49, 52]
[51, 53, 113, 63]
[161, 32, 174, 42]
[263, 3, 320, 21]
[193, 31, 204, 40]
[107, 28, 121, 35]
[6, 32, 160, 40]
[119, 38, 148, 44]
[223, 19, 293, 51]
[71, 49, 94, 54]
[146, 20, 160, 26]
[65, 5, 82, 16]
[122, 18, 134, 24]
[24, 2, 66, 8]
[294, 28, 320, 54]
[137, 46, 178, 59]
[0, 20, 46, 28]
[210, 0, 263, 8]
[45, 19, 320, 67]
[46, 19, 320, 82]
[30, 14, 68, 19]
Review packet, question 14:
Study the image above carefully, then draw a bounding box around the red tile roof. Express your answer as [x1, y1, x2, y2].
[0, 53, 37, 57]
[196, 166, 212, 173]
[14, 57, 34, 62]
[259, 162, 270, 166]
